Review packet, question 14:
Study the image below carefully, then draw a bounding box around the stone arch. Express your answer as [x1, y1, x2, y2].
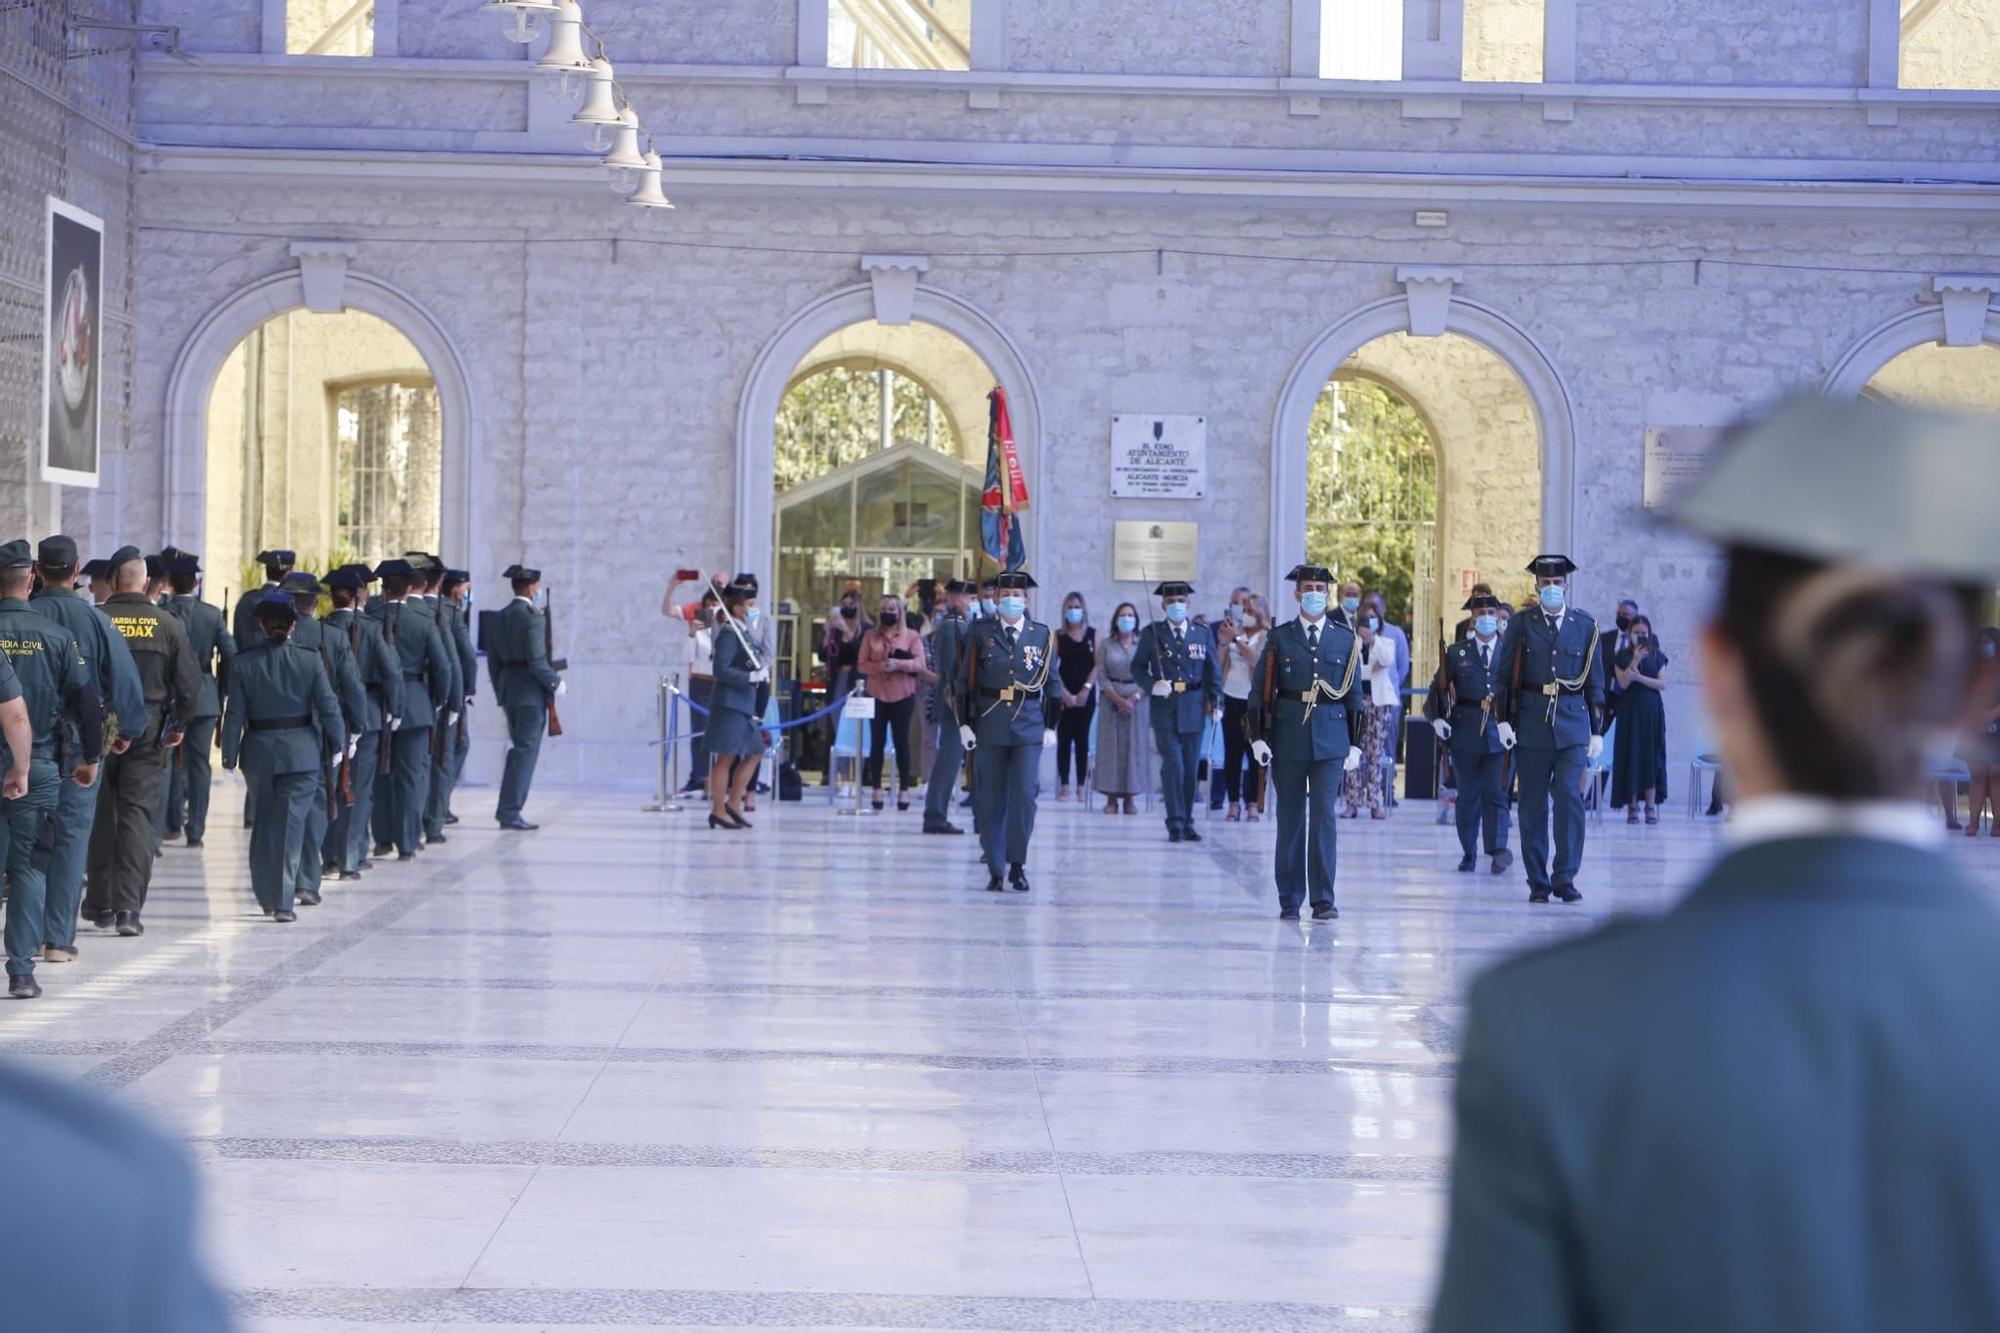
[735, 282, 1044, 589]
[1821, 301, 2000, 399]
[160, 267, 477, 558]
[1269, 294, 1577, 599]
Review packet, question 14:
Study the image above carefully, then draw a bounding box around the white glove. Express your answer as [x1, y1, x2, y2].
[1343, 748, 1362, 773]
[445, 711, 460, 728]
[328, 753, 344, 772]
[1211, 708, 1224, 724]
[555, 680, 568, 698]
[1251, 740, 1272, 768]
[1150, 680, 1172, 698]
[1432, 718, 1452, 741]
[345, 734, 360, 760]
[1042, 729, 1057, 749]
[959, 724, 977, 752]
[749, 668, 768, 683]
[388, 715, 402, 732]
[1588, 734, 1604, 762]
[1496, 722, 1517, 750]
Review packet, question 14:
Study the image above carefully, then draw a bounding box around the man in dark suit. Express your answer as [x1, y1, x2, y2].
[1490, 555, 1604, 903]
[1245, 564, 1362, 920]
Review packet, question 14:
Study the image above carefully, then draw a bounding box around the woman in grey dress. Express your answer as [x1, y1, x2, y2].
[1092, 602, 1149, 815]
[706, 583, 767, 831]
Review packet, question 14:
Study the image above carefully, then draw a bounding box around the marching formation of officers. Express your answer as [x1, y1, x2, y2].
[0, 539, 564, 997]
[923, 556, 1607, 918]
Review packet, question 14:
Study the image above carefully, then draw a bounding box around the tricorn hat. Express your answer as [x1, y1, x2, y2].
[994, 571, 1038, 591]
[281, 572, 322, 597]
[36, 535, 78, 568]
[1526, 554, 1578, 578]
[1285, 564, 1335, 584]
[1462, 593, 1501, 611]
[253, 590, 298, 624]
[1152, 581, 1194, 598]
[502, 564, 542, 582]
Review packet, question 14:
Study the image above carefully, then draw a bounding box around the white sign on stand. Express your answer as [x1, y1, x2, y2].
[844, 695, 876, 721]
[1111, 414, 1207, 499]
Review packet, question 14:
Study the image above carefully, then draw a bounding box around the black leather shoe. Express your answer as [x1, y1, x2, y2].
[1181, 827, 1203, 844]
[1168, 828, 1184, 843]
[922, 823, 964, 835]
[114, 912, 143, 937]
[427, 833, 448, 845]
[372, 842, 393, 858]
[1278, 907, 1300, 921]
[1311, 904, 1338, 921]
[1457, 854, 1477, 873]
[443, 814, 460, 826]
[1490, 848, 1513, 876]
[273, 910, 297, 923]
[1554, 883, 1582, 903]
[497, 818, 539, 831]
[985, 873, 1005, 893]
[92, 911, 114, 930]
[296, 889, 321, 907]
[396, 852, 416, 862]
[9, 974, 41, 999]
[1528, 889, 1551, 904]
[185, 838, 203, 849]
[1008, 865, 1031, 893]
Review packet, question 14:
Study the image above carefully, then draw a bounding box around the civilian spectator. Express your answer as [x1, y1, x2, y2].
[1093, 602, 1148, 816]
[1957, 626, 2000, 836]
[1601, 598, 1641, 725]
[1220, 594, 1269, 821]
[1610, 614, 1669, 823]
[1367, 591, 1411, 807]
[1053, 592, 1096, 801]
[1343, 613, 1392, 819]
[857, 593, 933, 812]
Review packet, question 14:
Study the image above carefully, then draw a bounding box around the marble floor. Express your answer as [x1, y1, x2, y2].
[6, 776, 1997, 1331]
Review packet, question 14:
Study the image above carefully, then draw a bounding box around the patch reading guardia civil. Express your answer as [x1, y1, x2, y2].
[109, 616, 156, 638]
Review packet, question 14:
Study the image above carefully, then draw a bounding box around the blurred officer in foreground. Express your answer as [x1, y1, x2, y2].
[0, 540, 102, 998]
[1246, 565, 1362, 921]
[221, 593, 343, 922]
[0, 1061, 233, 1327]
[86, 547, 199, 938]
[1433, 397, 2000, 1332]
[960, 571, 1054, 893]
[29, 537, 143, 964]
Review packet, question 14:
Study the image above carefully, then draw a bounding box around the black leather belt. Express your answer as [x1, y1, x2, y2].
[1278, 688, 1333, 703]
[403, 670, 426, 679]
[495, 659, 529, 669]
[249, 715, 310, 732]
[977, 686, 1033, 701]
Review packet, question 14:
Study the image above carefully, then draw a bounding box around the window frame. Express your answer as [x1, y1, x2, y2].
[265, 0, 397, 57]
[803, 0, 1002, 71]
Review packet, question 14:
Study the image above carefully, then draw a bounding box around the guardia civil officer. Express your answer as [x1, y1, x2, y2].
[284, 573, 364, 905]
[161, 554, 234, 848]
[438, 568, 477, 827]
[29, 536, 143, 964]
[369, 559, 454, 859]
[232, 548, 293, 831]
[221, 593, 344, 921]
[405, 554, 465, 843]
[1131, 581, 1224, 843]
[1427, 595, 1514, 876]
[922, 578, 976, 835]
[1490, 555, 1604, 903]
[322, 566, 397, 880]
[0, 541, 103, 997]
[1245, 565, 1362, 921]
[1432, 397, 2000, 1333]
[86, 546, 200, 937]
[489, 564, 564, 831]
[959, 571, 1055, 893]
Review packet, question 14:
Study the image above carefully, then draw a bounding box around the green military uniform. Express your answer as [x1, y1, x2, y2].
[959, 571, 1053, 892]
[439, 572, 477, 827]
[322, 569, 397, 877]
[488, 567, 562, 829]
[284, 574, 364, 904]
[28, 536, 146, 960]
[86, 549, 201, 935]
[1245, 566, 1361, 921]
[231, 550, 293, 829]
[1425, 595, 1513, 876]
[1131, 581, 1224, 842]
[0, 541, 104, 996]
[160, 560, 235, 846]
[367, 562, 455, 857]
[221, 594, 344, 919]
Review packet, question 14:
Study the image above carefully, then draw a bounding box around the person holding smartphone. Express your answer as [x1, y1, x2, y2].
[857, 593, 934, 811]
[1610, 614, 1670, 823]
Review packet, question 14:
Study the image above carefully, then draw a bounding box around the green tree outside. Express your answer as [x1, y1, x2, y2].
[1305, 376, 1437, 620]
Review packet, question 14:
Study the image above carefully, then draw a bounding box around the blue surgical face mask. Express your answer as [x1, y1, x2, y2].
[1064, 607, 1084, 625]
[998, 595, 1026, 618]
[979, 598, 996, 616]
[1539, 584, 1566, 612]
[1340, 596, 1360, 615]
[1475, 615, 1498, 637]
[1363, 616, 1379, 631]
[746, 607, 761, 626]
[1301, 591, 1329, 618]
[1115, 614, 1136, 633]
[1164, 602, 1189, 623]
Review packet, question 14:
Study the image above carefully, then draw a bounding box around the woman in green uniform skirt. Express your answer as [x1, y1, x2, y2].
[1433, 397, 2000, 1333]
[704, 583, 767, 831]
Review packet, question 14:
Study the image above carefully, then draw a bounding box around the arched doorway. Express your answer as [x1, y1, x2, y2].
[202, 308, 444, 588]
[1860, 340, 2000, 413]
[1283, 313, 1554, 682]
[769, 318, 1000, 682]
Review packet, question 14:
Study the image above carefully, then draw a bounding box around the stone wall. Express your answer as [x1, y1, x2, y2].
[1005, 0, 1290, 76]
[1574, 0, 1869, 86]
[1902, 0, 2000, 91]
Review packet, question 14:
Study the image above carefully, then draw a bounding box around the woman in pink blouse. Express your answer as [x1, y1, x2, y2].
[857, 592, 936, 811]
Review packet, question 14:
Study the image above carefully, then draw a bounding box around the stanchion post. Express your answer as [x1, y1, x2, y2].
[642, 673, 686, 813]
[836, 687, 876, 817]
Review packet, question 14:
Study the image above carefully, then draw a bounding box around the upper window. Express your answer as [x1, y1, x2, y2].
[336, 380, 443, 559]
[828, 0, 970, 71]
[1901, 0, 2000, 90]
[1319, 0, 1544, 82]
[288, 0, 374, 56]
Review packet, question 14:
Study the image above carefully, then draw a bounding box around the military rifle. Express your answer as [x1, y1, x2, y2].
[544, 588, 567, 738]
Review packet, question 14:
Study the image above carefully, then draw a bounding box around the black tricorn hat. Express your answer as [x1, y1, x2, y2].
[1152, 581, 1194, 598]
[281, 572, 323, 597]
[502, 564, 542, 582]
[373, 558, 414, 580]
[944, 578, 977, 595]
[1526, 554, 1578, 578]
[37, 535, 78, 568]
[994, 571, 1037, 591]
[256, 549, 297, 566]
[1285, 564, 1334, 584]
[1462, 593, 1501, 611]
[80, 558, 112, 578]
[254, 590, 299, 624]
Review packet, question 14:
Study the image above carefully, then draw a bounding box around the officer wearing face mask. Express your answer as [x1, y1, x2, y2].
[1428, 594, 1514, 877]
[1132, 581, 1224, 844]
[957, 572, 1054, 892]
[1491, 555, 1605, 903]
